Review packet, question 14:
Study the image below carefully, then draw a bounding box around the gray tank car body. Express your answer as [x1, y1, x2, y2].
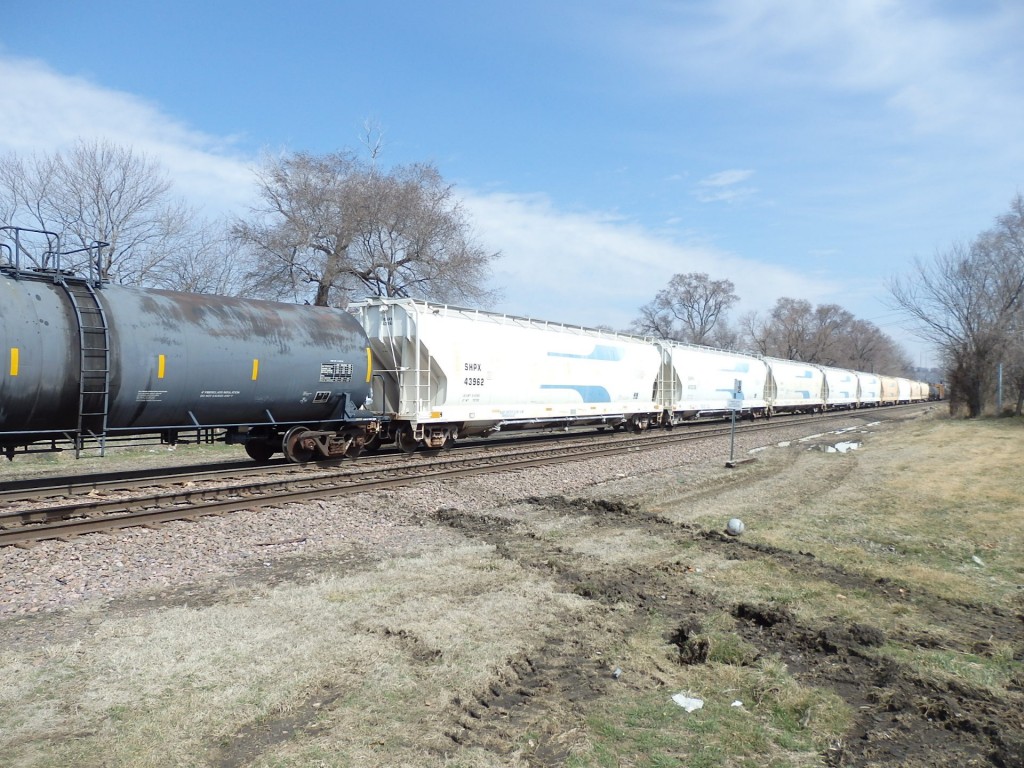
[1, 264, 374, 462]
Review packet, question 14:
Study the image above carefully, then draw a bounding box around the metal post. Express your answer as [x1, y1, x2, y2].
[997, 362, 1003, 414]
[728, 407, 736, 464]
[726, 378, 741, 468]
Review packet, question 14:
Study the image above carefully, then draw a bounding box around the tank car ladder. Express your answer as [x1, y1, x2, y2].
[61, 280, 112, 457]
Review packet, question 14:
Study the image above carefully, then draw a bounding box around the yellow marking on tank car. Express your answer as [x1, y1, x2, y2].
[9, 348, 18, 376]
[252, 359, 260, 381]
[157, 354, 166, 379]
[366, 347, 372, 382]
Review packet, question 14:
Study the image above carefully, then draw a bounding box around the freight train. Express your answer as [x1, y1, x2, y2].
[0, 226, 931, 463]
[354, 299, 930, 452]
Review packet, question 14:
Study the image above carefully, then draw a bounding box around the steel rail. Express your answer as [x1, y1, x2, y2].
[0, 404, 930, 547]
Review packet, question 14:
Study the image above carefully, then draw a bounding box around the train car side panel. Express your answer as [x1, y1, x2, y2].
[879, 375, 900, 405]
[857, 373, 881, 406]
[763, 358, 826, 413]
[657, 343, 769, 420]
[106, 287, 372, 430]
[0, 274, 81, 441]
[819, 366, 859, 409]
[356, 299, 661, 445]
[1, 270, 374, 458]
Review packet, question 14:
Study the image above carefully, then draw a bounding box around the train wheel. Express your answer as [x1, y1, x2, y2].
[282, 426, 315, 463]
[396, 428, 419, 454]
[362, 433, 383, 454]
[244, 441, 275, 463]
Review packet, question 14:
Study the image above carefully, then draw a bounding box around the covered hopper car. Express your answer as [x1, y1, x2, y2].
[353, 297, 663, 451]
[819, 365, 860, 410]
[654, 342, 769, 422]
[761, 357, 827, 414]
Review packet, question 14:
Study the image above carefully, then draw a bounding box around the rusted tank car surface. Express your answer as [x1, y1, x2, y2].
[104, 286, 371, 429]
[1, 269, 373, 461]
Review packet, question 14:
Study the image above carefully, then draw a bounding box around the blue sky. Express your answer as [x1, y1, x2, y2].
[3, 1, 1023, 368]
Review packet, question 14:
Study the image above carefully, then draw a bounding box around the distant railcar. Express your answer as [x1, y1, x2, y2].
[654, 342, 769, 422]
[819, 365, 859, 410]
[909, 380, 930, 402]
[879, 375, 900, 406]
[857, 372, 882, 407]
[761, 357, 826, 414]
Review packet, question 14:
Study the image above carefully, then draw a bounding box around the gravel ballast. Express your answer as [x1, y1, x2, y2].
[0, 416, 895, 617]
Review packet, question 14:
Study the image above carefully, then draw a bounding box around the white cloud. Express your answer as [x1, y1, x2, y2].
[605, 0, 1024, 141]
[700, 169, 754, 187]
[696, 169, 756, 203]
[0, 55, 256, 216]
[464, 190, 837, 330]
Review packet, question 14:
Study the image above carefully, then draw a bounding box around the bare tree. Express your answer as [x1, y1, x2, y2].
[359, 118, 386, 164]
[233, 151, 363, 305]
[1001, 331, 1024, 416]
[889, 195, 1024, 416]
[0, 139, 194, 285]
[801, 304, 851, 364]
[234, 150, 499, 307]
[631, 272, 738, 343]
[764, 297, 813, 360]
[350, 163, 498, 304]
[152, 221, 250, 296]
[836, 318, 909, 373]
[742, 298, 909, 372]
[705, 321, 740, 351]
[738, 310, 769, 356]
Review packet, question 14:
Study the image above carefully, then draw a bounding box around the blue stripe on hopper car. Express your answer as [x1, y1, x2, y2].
[540, 384, 612, 402]
[720, 362, 750, 373]
[548, 345, 623, 361]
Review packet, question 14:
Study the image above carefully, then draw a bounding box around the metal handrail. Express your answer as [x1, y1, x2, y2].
[0, 225, 107, 286]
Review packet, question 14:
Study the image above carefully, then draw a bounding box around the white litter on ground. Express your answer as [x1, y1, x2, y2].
[671, 694, 704, 712]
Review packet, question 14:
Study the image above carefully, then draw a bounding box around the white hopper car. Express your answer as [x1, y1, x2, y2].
[350, 298, 931, 454]
[655, 342, 769, 422]
[819, 365, 860, 410]
[896, 377, 914, 404]
[353, 298, 663, 451]
[857, 372, 882, 406]
[761, 357, 827, 414]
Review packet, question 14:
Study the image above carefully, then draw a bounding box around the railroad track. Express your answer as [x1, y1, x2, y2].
[0, 405, 928, 547]
[0, 419, 741, 505]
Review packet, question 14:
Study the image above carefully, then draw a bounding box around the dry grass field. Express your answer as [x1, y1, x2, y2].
[1, 412, 1022, 767]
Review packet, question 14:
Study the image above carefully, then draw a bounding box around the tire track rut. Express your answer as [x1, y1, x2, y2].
[429, 496, 1024, 767]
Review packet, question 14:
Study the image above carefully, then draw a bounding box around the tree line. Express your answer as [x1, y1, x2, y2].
[629, 273, 912, 376]
[889, 194, 1024, 417]
[2, 139, 1019, 415]
[0, 138, 497, 308]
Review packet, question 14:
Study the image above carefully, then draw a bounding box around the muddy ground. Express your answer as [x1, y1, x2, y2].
[428, 497, 1024, 767]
